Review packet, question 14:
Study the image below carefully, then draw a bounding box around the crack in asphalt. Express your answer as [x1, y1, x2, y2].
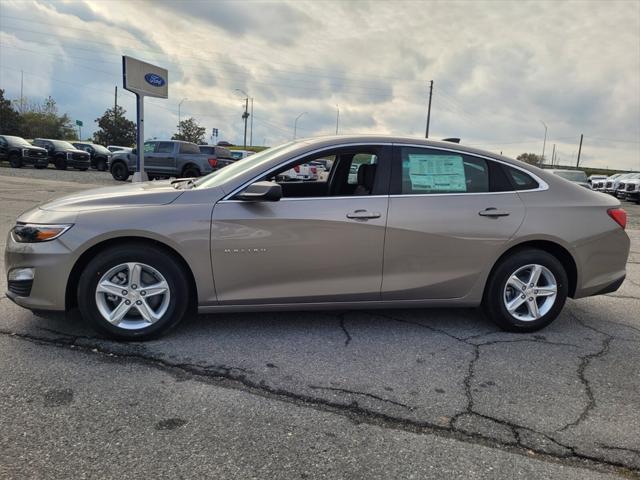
[308, 385, 413, 410]
[0, 324, 638, 475]
[337, 313, 352, 346]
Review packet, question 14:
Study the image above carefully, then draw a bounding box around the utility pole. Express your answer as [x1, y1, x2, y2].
[335, 104, 340, 134]
[242, 97, 249, 149]
[249, 98, 254, 147]
[20, 70, 24, 113]
[576, 133, 583, 168]
[114, 86, 118, 111]
[425, 80, 433, 138]
[540, 120, 547, 164]
[551, 144, 556, 166]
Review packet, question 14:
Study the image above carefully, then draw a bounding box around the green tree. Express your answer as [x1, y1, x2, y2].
[517, 153, 544, 166]
[93, 105, 136, 147]
[172, 117, 206, 144]
[0, 89, 23, 134]
[19, 96, 77, 140]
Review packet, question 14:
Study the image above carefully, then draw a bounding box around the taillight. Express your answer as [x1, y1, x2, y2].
[607, 208, 627, 229]
[208, 158, 218, 168]
[310, 166, 317, 174]
[293, 165, 300, 173]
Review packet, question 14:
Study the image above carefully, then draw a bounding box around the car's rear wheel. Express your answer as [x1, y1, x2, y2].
[9, 153, 22, 168]
[77, 244, 189, 340]
[182, 165, 200, 178]
[111, 161, 129, 181]
[482, 248, 568, 332]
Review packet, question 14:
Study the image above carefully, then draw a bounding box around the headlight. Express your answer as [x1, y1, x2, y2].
[11, 223, 73, 243]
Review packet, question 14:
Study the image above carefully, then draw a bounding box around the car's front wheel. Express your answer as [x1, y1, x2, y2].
[482, 248, 568, 332]
[77, 244, 189, 340]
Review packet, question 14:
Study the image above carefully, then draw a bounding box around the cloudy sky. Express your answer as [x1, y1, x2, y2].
[1, 0, 639, 169]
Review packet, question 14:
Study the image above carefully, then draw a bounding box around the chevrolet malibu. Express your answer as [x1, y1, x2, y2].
[4, 136, 630, 340]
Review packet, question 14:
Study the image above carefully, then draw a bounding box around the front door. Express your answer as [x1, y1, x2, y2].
[211, 145, 391, 304]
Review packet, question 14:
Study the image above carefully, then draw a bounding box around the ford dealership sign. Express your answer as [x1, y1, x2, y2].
[144, 73, 166, 87]
[123, 56, 168, 99]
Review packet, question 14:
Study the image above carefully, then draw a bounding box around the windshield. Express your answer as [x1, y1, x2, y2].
[4, 136, 32, 147]
[195, 141, 302, 188]
[50, 140, 76, 149]
[90, 144, 111, 154]
[554, 171, 587, 182]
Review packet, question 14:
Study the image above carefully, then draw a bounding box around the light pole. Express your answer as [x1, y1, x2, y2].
[335, 104, 340, 135]
[294, 112, 307, 139]
[540, 120, 548, 164]
[178, 98, 187, 135]
[235, 89, 250, 149]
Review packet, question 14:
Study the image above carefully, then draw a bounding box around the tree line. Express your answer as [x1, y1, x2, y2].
[0, 89, 208, 146]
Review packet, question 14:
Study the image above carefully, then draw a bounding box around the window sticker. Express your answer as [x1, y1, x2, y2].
[407, 154, 466, 192]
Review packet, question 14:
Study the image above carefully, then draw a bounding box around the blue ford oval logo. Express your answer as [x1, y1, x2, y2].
[144, 73, 165, 87]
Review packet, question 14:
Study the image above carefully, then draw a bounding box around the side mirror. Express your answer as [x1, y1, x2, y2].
[236, 181, 282, 202]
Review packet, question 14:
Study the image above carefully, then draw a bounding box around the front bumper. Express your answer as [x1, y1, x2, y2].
[67, 157, 90, 169]
[4, 232, 75, 311]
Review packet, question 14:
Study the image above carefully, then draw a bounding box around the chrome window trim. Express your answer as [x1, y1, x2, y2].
[220, 195, 389, 203]
[221, 142, 392, 201]
[220, 141, 548, 202]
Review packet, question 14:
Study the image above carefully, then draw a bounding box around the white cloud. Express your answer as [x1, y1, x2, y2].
[0, 0, 638, 168]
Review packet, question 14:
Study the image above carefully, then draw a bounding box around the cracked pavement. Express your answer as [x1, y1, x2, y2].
[1, 172, 639, 478]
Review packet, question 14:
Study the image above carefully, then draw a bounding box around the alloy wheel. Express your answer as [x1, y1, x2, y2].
[95, 262, 171, 330]
[503, 264, 557, 322]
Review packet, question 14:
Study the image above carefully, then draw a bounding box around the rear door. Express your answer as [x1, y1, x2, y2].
[211, 144, 392, 304]
[382, 145, 526, 300]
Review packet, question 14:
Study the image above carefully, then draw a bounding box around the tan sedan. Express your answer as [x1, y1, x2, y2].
[5, 136, 630, 340]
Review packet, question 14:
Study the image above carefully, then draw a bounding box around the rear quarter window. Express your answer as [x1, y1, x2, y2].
[504, 165, 539, 190]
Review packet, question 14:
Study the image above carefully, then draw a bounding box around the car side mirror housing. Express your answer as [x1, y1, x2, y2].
[236, 181, 282, 202]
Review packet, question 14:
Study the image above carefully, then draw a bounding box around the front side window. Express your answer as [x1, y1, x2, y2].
[399, 147, 488, 194]
[143, 142, 157, 153]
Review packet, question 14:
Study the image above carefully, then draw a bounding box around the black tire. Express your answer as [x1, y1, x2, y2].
[482, 248, 568, 332]
[96, 159, 107, 171]
[55, 157, 67, 170]
[9, 153, 22, 168]
[111, 161, 130, 181]
[77, 243, 190, 340]
[182, 165, 200, 178]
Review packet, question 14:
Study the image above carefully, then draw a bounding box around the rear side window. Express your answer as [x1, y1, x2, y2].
[179, 143, 200, 154]
[157, 142, 174, 154]
[399, 147, 488, 194]
[504, 165, 539, 190]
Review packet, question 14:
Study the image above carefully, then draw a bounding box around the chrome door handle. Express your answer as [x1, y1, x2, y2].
[346, 210, 381, 220]
[479, 208, 510, 217]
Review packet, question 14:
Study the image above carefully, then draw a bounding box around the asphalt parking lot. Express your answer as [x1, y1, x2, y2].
[1, 167, 639, 479]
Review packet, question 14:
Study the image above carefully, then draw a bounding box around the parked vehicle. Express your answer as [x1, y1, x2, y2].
[107, 145, 133, 153]
[615, 173, 640, 200]
[0, 135, 48, 169]
[109, 140, 226, 181]
[624, 178, 640, 204]
[605, 173, 635, 195]
[278, 162, 319, 181]
[32, 138, 90, 170]
[228, 149, 254, 160]
[599, 173, 623, 193]
[5, 136, 629, 340]
[198, 145, 235, 170]
[587, 174, 607, 186]
[547, 169, 590, 188]
[72, 142, 112, 171]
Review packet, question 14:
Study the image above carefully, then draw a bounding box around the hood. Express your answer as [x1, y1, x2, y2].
[39, 180, 184, 212]
[66, 148, 89, 155]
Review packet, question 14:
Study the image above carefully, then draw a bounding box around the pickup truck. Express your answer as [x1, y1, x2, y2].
[32, 138, 91, 170]
[109, 140, 233, 181]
